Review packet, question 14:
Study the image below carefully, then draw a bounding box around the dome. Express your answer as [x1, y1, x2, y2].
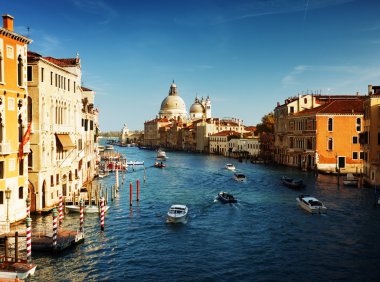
[160, 95, 187, 113]
[190, 102, 204, 114]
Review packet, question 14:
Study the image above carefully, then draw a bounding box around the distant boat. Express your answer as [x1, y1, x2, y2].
[225, 163, 236, 171]
[167, 204, 188, 223]
[126, 161, 145, 166]
[343, 173, 359, 186]
[105, 145, 114, 150]
[281, 176, 305, 189]
[234, 173, 246, 182]
[157, 149, 167, 160]
[296, 195, 327, 214]
[217, 192, 237, 203]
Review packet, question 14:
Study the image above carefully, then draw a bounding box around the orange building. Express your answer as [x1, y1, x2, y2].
[288, 99, 364, 173]
[0, 14, 32, 229]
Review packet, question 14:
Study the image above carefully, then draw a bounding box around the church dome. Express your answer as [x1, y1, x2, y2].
[190, 101, 204, 114]
[158, 82, 187, 119]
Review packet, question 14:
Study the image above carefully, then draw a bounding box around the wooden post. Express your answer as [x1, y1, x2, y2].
[4, 236, 8, 260]
[26, 217, 32, 263]
[100, 198, 105, 231]
[52, 208, 58, 249]
[130, 182, 133, 206]
[15, 231, 19, 262]
[136, 179, 140, 202]
[106, 186, 108, 205]
[80, 199, 84, 232]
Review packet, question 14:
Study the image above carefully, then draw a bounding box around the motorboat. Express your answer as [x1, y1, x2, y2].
[157, 149, 167, 160]
[167, 204, 188, 223]
[225, 163, 236, 171]
[343, 173, 359, 186]
[234, 173, 246, 182]
[296, 195, 327, 214]
[65, 204, 110, 214]
[0, 257, 37, 280]
[126, 161, 145, 166]
[154, 162, 166, 168]
[217, 192, 237, 203]
[281, 176, 304, 189]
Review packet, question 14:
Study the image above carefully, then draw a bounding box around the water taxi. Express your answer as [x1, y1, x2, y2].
[225, 163, 236, 171]
[296, 195, 327, 214]
[167, 205, 188, 223]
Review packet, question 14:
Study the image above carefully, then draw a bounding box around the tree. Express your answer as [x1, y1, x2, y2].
[256, 112, 274, 134]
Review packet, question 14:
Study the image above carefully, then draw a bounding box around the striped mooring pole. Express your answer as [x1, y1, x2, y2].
[136, 179, 140, 202]
[129, 181, 133, 206]
[52, 208, 58, 249]
[100, 197, 105, 231]
[26, 217, 32, 263]
[80, 198, 84, 232]
[59, 194, 64, 224]
[26, 197, 31, 218]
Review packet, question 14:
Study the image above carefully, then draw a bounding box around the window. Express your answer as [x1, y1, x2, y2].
[50, 72, 53, 85]
[356, 118, 361, 131]
[304, 98, 307, 104]
[18, 115, 23, 142]
[328, 138, 333, 151]
[360, 152, 364, 160]
[27, 96, 32, 123]
[18, 187, 23, 199]
[0, 161, 4, 179]
[352, 152, 358, 160]
[51, 175, 54, 187]
[68, 79, 70, 91]
[290, 107, 294, 114]
[19, 158, 24, 176]
[352, 136, 358, 144]
[56, 174, 59, 185]
[328, 118, 333, 131]
[27, 66, 32, 81]
[41, 67, 44, 82]
[28, 149, 33, 168]
[17, 55, 23, 86]
[0, 191, 3, 204]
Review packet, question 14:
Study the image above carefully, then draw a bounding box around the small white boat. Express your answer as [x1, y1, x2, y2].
[167, 204, 188, 223]
[105, 145, 114, 150]
[157, 149, 167, 160]
[296, 195, 327, 214]
[65, 205, 110, 213]
[234, 173, 246, 182]
[0, 257, 37, 280]
[343, 173, 359, 186]
[225, 163, 236, 171]
[126, 161, 145, 166]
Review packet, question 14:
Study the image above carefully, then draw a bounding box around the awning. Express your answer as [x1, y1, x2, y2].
[56, 134, 76, 150]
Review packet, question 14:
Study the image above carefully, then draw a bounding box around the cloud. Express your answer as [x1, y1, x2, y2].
[70, 0, 118, 24]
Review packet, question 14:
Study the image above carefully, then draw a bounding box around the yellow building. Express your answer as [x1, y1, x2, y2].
[0, 14, 32, 230]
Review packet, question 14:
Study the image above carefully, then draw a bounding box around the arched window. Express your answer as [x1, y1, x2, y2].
[18, 115, 23, 142]
[17, 55, 23, 86]
[27, 96, 32, 123]
[328, 118, 333, 132]
[18, 186, 23, 199]
[28, 149, 33, 168]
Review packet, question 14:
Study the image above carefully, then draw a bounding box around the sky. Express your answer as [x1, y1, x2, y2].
[2, 0, 380, 131]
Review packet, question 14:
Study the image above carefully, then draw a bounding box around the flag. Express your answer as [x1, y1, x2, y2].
[19, 122, 32, 159]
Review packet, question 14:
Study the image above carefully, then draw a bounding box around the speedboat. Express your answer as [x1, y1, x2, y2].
[157, 149, 167, 160]
[225, 163, 236, 171]
[281, 176, 304, 189]
[343, 173, 359, 186]
[217, 192, 237, 203]
[167, 204, 188, 223]
[154, 162, 166, 168]
[296, 195, 327, 214]
[234, 173, 246, 182]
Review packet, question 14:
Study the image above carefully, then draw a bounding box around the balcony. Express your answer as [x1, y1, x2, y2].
[0, 142, 11, 155]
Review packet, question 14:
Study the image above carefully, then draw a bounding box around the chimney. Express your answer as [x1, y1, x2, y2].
[2, 14, 14, 31]
[368, 85, 373, 95]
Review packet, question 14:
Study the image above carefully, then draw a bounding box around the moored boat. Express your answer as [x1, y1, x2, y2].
[0, 257, 37, 280]
[343, 173, 359, 186]
[65, 204, 110, 213]
[234, 173, 246, 182]
[225, 163, 236, 171]
[217, 192, 237, 203]
[296, 195, 327, 214]
[281, 176, 304, 189]
[167, 204, 188, 223]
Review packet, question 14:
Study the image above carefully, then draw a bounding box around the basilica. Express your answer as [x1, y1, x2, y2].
[143, 82, 259, 155]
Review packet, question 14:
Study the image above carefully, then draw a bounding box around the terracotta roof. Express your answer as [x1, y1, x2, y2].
[293, 99, 364, 116]
[210, 130, 240, 137]
[43, 57, 79, 67]
[27, 51, 42, 58]
[245, 126, 256, 132]
[81, 86, 93, 92]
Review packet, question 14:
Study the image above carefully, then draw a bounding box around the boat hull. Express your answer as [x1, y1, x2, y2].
[296, 197, 327, 214]
[0, 260, 37, 280]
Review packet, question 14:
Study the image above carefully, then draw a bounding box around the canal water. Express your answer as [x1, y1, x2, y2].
[29, 146, 380, 282]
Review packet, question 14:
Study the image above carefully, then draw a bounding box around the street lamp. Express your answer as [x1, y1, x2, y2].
[5, 187, 11, 222]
